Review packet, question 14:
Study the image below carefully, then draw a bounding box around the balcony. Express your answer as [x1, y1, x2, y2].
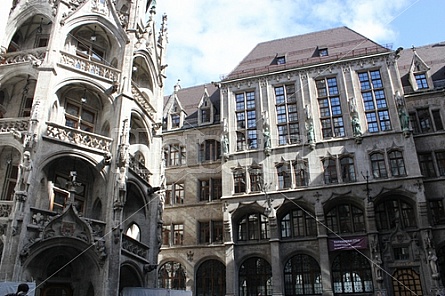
[45, 122, 113, 152]
[131, 83, 156, 121]
[129, 154, 152, 184]
[0, 118, 29, 134]
[0, 47, 46, 67]
[122, 234, 150, 263]
[59, 51, 121, 82]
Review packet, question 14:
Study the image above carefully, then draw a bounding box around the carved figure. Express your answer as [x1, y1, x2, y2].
[18, 151, 32, 191]
[306, 121, 315, 143]
[263, 124, 271, 153]
[352, 116, 362, 136]
[428, 251, 439, 276]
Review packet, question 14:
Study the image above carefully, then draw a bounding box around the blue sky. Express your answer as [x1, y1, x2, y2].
[155, 0, 445, 93]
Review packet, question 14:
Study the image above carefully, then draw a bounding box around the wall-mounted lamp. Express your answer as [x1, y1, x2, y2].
[90, 26, 97, 42]
[81, 89, 87, 104]
[37, 18, 43, 33]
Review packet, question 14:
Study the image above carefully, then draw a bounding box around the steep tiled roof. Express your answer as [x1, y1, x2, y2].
[224, 26, 390, 80]
[396, 42, 445, 89]
[163, 83, 220, 128]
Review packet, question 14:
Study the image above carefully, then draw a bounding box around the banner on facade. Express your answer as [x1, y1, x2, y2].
[328, 236, 368, 251]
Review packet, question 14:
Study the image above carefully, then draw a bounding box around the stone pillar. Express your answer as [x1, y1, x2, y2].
[315, 209, 333, 296]
[225, 243, 236, 296]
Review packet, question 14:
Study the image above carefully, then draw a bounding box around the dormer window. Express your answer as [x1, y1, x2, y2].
[414, 73, 428, 89]
[276, 56, 286, 65]
[318, 48, 328, 57]
[171, 113, 180, 129]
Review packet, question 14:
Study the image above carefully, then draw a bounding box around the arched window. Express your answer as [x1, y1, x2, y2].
[238, 213, 269, 241]
[239, 257, 272, 296]
[332, 252, 373, 294]
[158, 261, 186, 290]
[375, 198, 416, 231]
[325, 204, 365, 234]
[126, 223, 140, 241]
[196, 260, 226, 296]
[281, 208, 317, 238]
[284, 254, 322, 295]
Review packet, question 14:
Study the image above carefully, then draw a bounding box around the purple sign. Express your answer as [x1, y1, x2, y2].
[328, 236, 368, 251]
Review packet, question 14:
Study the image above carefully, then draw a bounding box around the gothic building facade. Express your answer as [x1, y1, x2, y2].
[0, 0, 166, 295]
[160, 27, 445, 296]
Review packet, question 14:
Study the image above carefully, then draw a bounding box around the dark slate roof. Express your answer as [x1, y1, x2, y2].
[396, 42, 445, 90]
[163, 83, 220, 128]
[224, 26, 391, 80]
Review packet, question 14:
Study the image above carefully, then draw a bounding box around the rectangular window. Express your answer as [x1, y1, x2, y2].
[199, 221, 210, 244]
[21, 97, 33, 117]
[429, 200, 445, 225]
[65, 101, 96, 132]
[388, 151, 406, 176]
[199, 178, 222, 201]
[162, 224, 171, 246]
[201, 108, 211, 123]
[370, 153, 387, 178]
[415, 73, 428, 89]
[436, 152, 445, 176]
[199, 140, 221, 162]
[1, 164, 18, 201]
[171, 114, 180, 128]
[233, 170, 246, 194]
[165, 183, 184, 205]
[199, 220, 223, 244]
[316, 77, 344, 138]
[173, 224, 184, 245]
[275, 85, 300, 145]
[433, 110, 444, 130]
[323, 158, 338, 184]
[393, 247, 410, 260]
[294, 161, 309, 187]
[163, 144, 186, 167]
[358, 70, 391, 133]
[340, 157, 356, 182]
[235, 92, 257, 150]
[418, 153, 436, 178]
[277, 163, 291, 189]
[249, 167, 263, 192]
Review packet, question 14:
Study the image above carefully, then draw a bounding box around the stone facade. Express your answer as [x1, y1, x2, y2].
[0, 0, 166, 295]
[160, 27, 445, 296]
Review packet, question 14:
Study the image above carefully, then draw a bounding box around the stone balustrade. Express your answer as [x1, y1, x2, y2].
[129, 154, 152, 184]
[59, 51, 121, 82]
[131, 83, 156, 121]
[122, 234, 149, 261]
[0, 48, 46, 66]
[45, 122, 113, 152]
[0, 118, 29, 133]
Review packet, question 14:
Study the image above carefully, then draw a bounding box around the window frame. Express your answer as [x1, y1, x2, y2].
[316, 77, 345, 138]
[358, 70, 391, 133]
[65, 99, 97, 132]
[235, 91, 258, 150]
[274, 84, 300, 145]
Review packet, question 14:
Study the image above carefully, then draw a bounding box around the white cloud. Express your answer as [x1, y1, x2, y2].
[155, 0, 414, 92]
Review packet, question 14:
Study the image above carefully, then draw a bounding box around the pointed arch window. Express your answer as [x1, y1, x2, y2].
[196, 260, 226, 296]
[284, 254, 322, 295]
[238, 213, 269, 241]
[281, 208, 317, 238]
[239, 257, 272, 296]
[325, 204, 365, 234]
[375, 198, 416, 231]
[332, 251, 373, 293]
[125, 223, 141, 241]
[158, 261, 186, 290]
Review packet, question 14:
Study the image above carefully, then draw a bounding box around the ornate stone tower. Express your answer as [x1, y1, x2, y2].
[0, 0, 167, 295]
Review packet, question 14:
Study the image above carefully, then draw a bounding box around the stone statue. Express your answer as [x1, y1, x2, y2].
[428, 251, 439, 277]
[221, 134, 229, 155]
[18, 151, 32, 191]
[352, 116, 362, 136]
[306, 121, 315, 143]
[263, 124, 271, 155]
